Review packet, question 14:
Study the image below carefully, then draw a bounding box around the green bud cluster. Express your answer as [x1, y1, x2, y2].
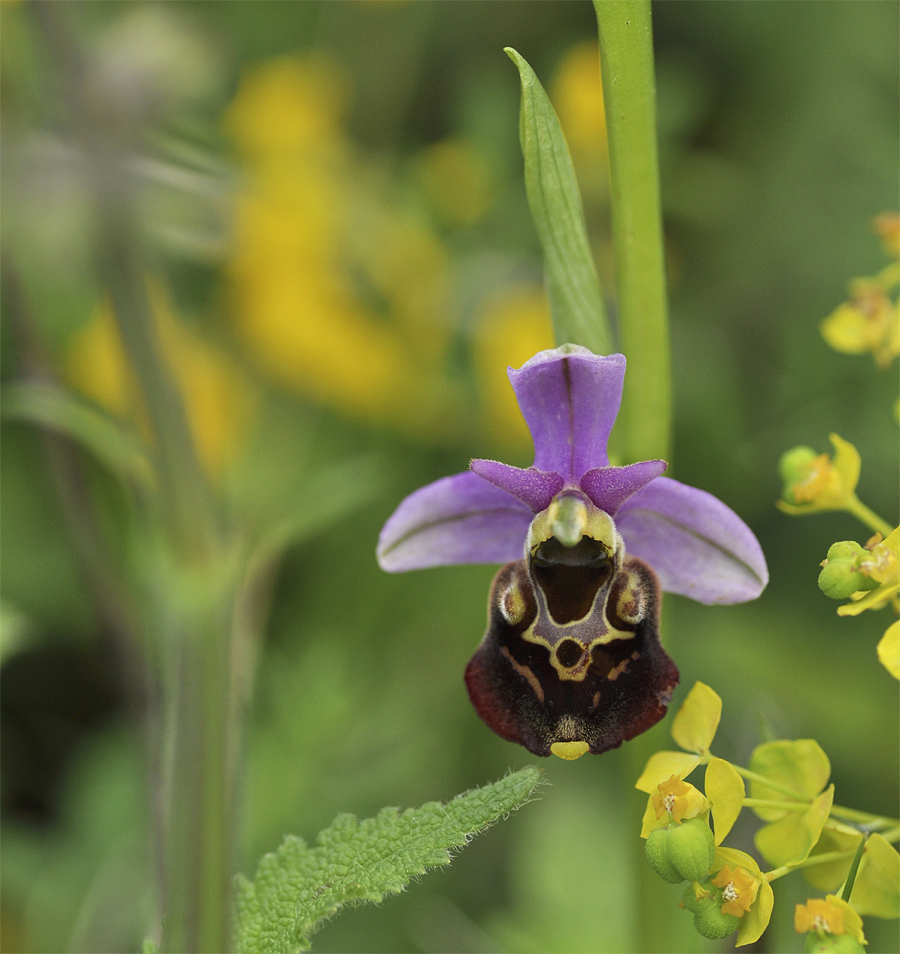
[645, 818, 715, 884]
[680, 883, 739, 939]
[818, 541, 880, 600]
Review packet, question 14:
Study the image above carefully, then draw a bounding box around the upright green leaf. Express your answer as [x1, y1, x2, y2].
[233, 767, 542, 954]
[505, 47, 611, 355]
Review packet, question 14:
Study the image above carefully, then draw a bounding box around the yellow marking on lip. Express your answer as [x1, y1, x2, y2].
[499, 646, 545, 703]
[550, 740, 590, 760]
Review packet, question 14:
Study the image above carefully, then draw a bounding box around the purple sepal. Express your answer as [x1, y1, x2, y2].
[508, 348, 625, 480]
[580, 460, 668, 514]
[377, 471, 532, 572]
[615, 477, 769, 604]
[469, 459, 564, 512]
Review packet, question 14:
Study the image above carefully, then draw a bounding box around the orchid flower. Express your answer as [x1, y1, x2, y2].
[377, 346, 767, 758]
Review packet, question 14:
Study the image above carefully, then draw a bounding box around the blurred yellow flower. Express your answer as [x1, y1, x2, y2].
[877, 619, 900, 679]
[471, 284, 555, 450]
[778, 434, 860, 515]
[67, 284, 250, 475]
[224, 55, 460, 437]
[820, 213, 900, 369]
[551, 39, 607, 196]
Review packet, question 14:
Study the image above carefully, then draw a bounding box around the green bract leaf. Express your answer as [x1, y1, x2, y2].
[803, 828, 862, 892]
[705, 758, 745, 846]
[748, 739, 831, 822]
[2, 381, 153, 489]
[504, 47, 611, 354]
[736, 880, 774, 948]
[671, 682, 721, 754]
[634, 750, 701, 793]
[754, 784, 834, 868]
[232, 767, 542, 954]
[851, 833, 900, 918]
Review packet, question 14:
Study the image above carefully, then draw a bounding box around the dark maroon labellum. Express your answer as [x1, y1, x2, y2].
[464, 520, 679, 757]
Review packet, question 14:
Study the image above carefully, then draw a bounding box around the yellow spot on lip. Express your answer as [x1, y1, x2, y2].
[550, 740, 590, 760]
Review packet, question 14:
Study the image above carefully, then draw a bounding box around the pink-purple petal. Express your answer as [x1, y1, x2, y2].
[469, 459, 564, 512]
[508, 347, 625, 480]
[580, 460, 668, 514]
[614, 477, 768, 604]
[377, 471, 533, 572]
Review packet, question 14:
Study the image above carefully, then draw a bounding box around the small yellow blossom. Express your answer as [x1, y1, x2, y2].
[778, 434, 860, 514]
[712, 864, 757, 918]
[821, 286, 899, 369]
[795, 897, 845, 935]
[641, 775, 710, 838]
[795, 895, 867, 945]
[652, 775, 695, 822]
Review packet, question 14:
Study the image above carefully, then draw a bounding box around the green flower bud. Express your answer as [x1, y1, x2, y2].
[664, 818, 716, 883]
[681, 881, 716, 914]
[805, 933, 866, 953]
[645, 827, 684, 884]
[694, 903, 740, 940]
[819, 542, 880, 600]
[779, 446, 819, 500]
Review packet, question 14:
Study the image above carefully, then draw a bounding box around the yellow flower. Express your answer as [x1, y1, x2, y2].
[711, 847, 775, 946]
[795, 895, 867, 945]
[712, 864, 757, 918]
[821, 286, 899, 369]
[551, 40, 608, 200]
[642, 775, 710, 837]
[777, 434, 860, 514]
[223, 55, 462, 438]
[471, 284, 555, 450]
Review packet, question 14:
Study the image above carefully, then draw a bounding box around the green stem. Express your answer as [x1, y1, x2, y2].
[31, 6, 235, 951]
[594, 0, 671, 463]
[729, 764, 808, 801]
[846, 495, 894, 539]
[767, 849, 857, 883]
[742, 798, 809, 813]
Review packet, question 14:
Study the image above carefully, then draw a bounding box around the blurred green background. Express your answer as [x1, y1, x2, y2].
[1, 2, 897, 952]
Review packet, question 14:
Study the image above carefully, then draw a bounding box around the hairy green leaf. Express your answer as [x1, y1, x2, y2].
[233, 766, 542, 954]
[505, 47, 611, 355]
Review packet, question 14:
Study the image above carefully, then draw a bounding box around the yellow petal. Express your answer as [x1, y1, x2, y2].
[705, 758, 746, 845]
[828, 433, 861, 496]
[634, 750, 701, 794]
[877, 620, 900, 679]
[671, 681, 722, 753]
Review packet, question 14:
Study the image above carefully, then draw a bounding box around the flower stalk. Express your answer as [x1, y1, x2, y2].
[594, 0, 671, 464]
[30, 6, 237, 951]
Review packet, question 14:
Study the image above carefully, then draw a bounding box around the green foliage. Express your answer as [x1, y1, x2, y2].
[232, 767, 542, 954]
[504, 47, 611, 355]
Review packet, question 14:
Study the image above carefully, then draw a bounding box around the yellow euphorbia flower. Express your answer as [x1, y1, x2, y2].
[712, 864, 757, 918]
[778, 434, 860, 515]
[795, 895, 867, 946]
